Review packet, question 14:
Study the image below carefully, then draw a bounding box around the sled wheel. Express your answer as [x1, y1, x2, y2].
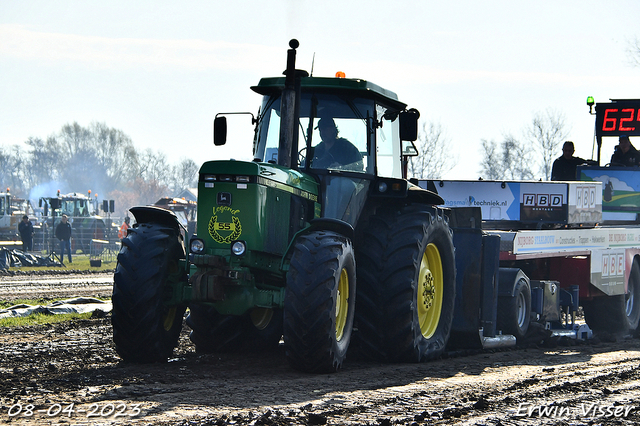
[355, 204, 456, 362]
[187, 304, 283, 353]
[112, 222, 186, 362]
[585, 259, 640, 335]
[497, 277, 531, 340]
[626, 260, 640, 333]
[584, 294, 628, 334]
[284, 231, 356, 373]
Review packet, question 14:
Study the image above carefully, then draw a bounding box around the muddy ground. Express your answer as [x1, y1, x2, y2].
[2, 272, 640, 426]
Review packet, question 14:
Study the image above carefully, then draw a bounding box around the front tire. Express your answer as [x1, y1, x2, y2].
[112, 222, 186, 362]
[284, 231, 356, 373]
[355, 204, 456, 362]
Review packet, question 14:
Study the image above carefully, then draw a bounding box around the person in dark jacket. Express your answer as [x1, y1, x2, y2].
[311, 118, 363, 171]
[610, 135, 640, 167]
[55, 214, 72, 264]
[551, 141, 586, 181]
[18, 215, 34, 252]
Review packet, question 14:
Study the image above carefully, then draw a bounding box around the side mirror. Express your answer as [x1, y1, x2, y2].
[214, 116, 227, 146]
[402, 140, 419, 157]
[399, 108, 420, 141]
[49, 198, 61, 209]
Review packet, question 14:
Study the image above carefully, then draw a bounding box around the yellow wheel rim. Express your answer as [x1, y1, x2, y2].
[163, 307, 177, 332]
[335, 268, 349, 341]
[417, 243, 443, 339]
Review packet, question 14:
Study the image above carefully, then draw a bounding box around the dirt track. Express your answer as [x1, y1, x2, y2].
[2, 273, 640, 425]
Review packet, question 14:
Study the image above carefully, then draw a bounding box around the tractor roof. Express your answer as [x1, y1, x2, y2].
[251, 76, 407, 111]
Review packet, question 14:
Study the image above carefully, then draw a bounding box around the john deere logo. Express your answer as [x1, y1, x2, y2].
[208, 206, 242, 244]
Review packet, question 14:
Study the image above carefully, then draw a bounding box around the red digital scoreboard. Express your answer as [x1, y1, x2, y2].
[595, 100, 640, 137]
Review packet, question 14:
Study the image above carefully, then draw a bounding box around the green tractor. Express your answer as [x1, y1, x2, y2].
[112, 40, 456, 373]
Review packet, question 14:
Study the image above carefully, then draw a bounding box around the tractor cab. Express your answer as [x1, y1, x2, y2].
[242, 76, 420, 227]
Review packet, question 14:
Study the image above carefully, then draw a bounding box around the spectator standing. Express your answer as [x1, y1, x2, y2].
[55, 214, 73, 264]
[551, 141, 586, 181]
[118, 216, 130, 239]
[610, 135, 640, 167]
[18, 215, 34, 252]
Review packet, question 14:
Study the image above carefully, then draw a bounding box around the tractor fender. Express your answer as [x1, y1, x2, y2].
[407, 184, 444, 206]
[498, 268, 530, 297]
[129, 206, 182, 234]
[306, 218, 354, 241]
[280, 218, 354, 272]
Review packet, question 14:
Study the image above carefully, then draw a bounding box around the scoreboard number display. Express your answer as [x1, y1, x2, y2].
[595, 100, 640, 137]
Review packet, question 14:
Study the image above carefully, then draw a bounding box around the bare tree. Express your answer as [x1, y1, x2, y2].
[0, 146, 17, 193]
[132, 176, 169, 207]
[502, 134, 535, 180]
[138, 149, 170, 185]
[171, 158, 200, 194]
[25, 136, 61, 188]
[1, 145, 29, 196]
[527, 109, 569, 180]
[91, 122, 140, 190]
[628, 36, 640, 67]
[41, 122, 140, 196]
[15, 121, 197, 212]
[479, 139, 501, 180]
[479, 136, 535, 180]
[407, 122, 457, 179]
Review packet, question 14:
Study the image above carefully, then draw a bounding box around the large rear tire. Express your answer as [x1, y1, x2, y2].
[186, 304, 283, 353]
[284, 231, 356, 373]
[112, 222, 186, 362]
[355, 204, 456, 362]
[584, 259, 640, 334]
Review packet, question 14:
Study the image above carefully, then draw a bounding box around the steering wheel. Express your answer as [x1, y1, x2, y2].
[298, 147, 307, 167]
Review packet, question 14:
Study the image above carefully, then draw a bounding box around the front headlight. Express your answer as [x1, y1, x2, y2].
[190, 238, 205, 254]
[231, 240, 246, 256]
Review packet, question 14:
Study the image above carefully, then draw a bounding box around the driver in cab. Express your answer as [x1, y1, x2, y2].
[311, 118, 363, 171]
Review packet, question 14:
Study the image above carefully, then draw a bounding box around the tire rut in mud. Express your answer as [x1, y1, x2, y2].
[1, 313, 640, 425]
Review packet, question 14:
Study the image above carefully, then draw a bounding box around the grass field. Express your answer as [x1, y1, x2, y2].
[0, 312, 97, 327]
[3, 255, 115, 326]
[0, 296, 112, 327]
[8, 254, 117, 272]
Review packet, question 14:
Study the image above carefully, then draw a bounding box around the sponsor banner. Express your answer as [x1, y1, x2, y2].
[510, 228, 640, 253]
[421, 180, 601, 224]
[520, 182, 566, 222]
[419, 180, 519, 220]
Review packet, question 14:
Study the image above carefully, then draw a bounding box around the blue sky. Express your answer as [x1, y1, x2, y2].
[1, 1, 639, 179]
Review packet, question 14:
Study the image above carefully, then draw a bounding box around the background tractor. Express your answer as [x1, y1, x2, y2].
[112, 40, 456, 373]
[42, 192, 109, 255]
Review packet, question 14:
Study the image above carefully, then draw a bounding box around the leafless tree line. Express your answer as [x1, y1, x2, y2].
[0, 122, 199, 217]
[480, 109, 569, 180]
[407, 109, 569, 181]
